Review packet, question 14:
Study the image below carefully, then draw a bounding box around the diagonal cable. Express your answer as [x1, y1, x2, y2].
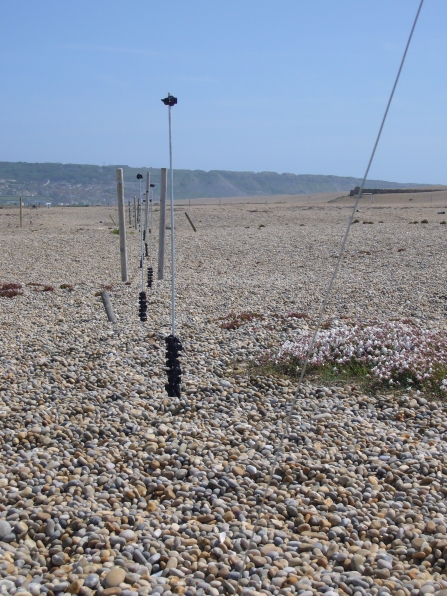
[236, 0, 424, 592]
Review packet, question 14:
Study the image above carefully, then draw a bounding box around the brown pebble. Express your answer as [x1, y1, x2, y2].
[166, 557, 178, 569]
[67, 580, 84, 594]
[164, 487, 176, 500]
[284, 576, 299, 586]
[251, 556, 267, 567]
[37, 512, 51, 521]
[102, 589, 123, 596]
[260, 544, 282, 557]
[104, 567, 126, 588]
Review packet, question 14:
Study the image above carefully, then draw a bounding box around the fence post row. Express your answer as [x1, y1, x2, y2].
[116, 168, 128, 282]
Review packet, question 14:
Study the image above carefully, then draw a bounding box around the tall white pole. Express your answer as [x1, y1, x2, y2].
[116, 168, 128, 282]
[162, 92, 180, 398]
[138, 175, 144, 292]
[149, 183, 154, 269]
[168, 102, 175, 336]
[144, 172, 150, 250]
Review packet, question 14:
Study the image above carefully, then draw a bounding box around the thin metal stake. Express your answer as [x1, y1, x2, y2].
[144, 173, 150, 246]
[169, 103, 175, 335]
[150, 183, 155, 269]
[162, 92, 181, 398]
[162, 92, 178, 336]
[137, 175, 144, 292]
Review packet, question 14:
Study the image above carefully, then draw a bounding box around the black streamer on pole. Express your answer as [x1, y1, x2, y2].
[165, 335, 182, 397]
[147, 266, 153, 288]
[138, 291, 147, 322]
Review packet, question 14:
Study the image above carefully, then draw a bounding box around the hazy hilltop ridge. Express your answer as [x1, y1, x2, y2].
[0, 161, 436, 203]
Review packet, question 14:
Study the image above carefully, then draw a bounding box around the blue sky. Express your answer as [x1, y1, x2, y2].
[0, 1, 445, 183]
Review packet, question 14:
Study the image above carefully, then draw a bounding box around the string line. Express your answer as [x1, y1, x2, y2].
[236, 0, 425, 591]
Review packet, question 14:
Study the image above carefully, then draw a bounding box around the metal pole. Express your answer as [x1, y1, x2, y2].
[168, 102, 175, 336]
[133, 196, 137, 229]
[138, 175, 144, 291]
[144, 172, 150, 245]
[158, 168, 167, 280]
[116, 168, 128, 282]
[150, 184, 155, 268]
[161, 92, 181, 399]
[19, 197, 22, 228]
[137, 173, 148, 323]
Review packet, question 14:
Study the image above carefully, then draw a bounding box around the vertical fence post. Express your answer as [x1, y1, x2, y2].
[144, 172, 150, 242]
[116, 168, 128, 282]
[158, 168, 167, 280]
[133, 196, 137, 229]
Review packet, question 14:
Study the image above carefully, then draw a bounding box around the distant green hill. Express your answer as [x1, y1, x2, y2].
[0, 161, 437, 202]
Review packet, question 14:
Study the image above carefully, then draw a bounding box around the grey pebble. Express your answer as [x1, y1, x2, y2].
[84, 574, 100, 589]
[0, 522, 11, 540]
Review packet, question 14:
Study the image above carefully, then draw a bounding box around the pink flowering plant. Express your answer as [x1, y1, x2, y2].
[274, 320, 447, 395]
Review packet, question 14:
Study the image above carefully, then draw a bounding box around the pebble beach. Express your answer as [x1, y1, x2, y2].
[1, 191, 447, 596]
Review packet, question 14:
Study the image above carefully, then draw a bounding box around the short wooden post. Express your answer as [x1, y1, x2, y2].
[185, 211, 197, 232]
[19, 197, 22, 228]
[158, 168, 167, 280]
[101, 291, 116, 323]
[133, 195, 137, 229]
[116, 168, 128, 282]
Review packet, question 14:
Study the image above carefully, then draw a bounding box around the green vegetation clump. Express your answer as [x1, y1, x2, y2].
[259, 319, 447, 397]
